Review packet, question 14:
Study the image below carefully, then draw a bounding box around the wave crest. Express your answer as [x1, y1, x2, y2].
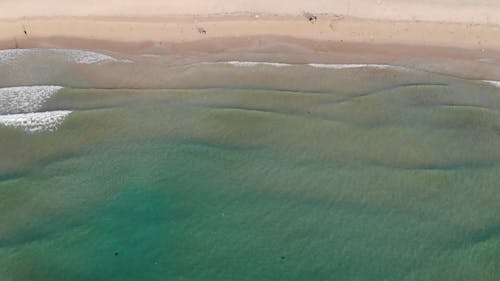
[0, 111, 72, 133]
[222, 61, 291, 67]
[0, 86, 63, 114]
[307, 63, 401, 70]
[483, 80, 500, 88]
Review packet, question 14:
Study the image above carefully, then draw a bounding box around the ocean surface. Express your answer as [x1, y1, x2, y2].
[0, 49, 499, 281]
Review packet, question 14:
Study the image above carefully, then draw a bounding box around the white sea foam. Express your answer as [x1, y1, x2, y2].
[0, 111, 72, 133]
[483, 80, 500, 88]
[307, 63, 400, 69]
[0, 86, 63, 114]
[222, 61, 291, 67]
[0, 48, 129, 65]
[0, 85, 70, 133]
[63, 49, 122, 64]
[214, 61, 404, 70]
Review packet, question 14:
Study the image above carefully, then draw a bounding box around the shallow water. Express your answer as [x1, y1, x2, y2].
[0, 49, 499, 281]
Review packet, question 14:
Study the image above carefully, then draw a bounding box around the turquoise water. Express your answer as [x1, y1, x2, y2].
[1, 55, 500, 280]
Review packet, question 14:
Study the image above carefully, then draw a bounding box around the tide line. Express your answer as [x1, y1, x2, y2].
[212, 60, 405, 70]
[0, 48, 131, 65]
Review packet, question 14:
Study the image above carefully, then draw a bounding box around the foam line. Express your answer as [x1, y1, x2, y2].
[213, 61, 403, 70]
[483, 80, 500, 88]
[0, 48, 129, 64]
[307, 63, 400, 69]
[222, 61, 291, 67]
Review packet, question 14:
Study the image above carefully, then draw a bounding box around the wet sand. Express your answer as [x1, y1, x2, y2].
[1, 35, 500, 83]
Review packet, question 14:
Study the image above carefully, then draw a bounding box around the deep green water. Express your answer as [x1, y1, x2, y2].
[1, 61, 500, 280]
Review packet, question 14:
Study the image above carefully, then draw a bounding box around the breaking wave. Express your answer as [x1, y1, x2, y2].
[221, 61, 292, 67]
[0, 111, 72, 133]
[212, 61, 405, 70]
[0, 86, 63, 114]
[0, 86, 71, 133]
[307, 63, 403, 70]
[483, 80, 500, 88]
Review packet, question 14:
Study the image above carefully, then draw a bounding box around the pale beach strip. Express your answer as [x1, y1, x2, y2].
[0, 0, 500, 81]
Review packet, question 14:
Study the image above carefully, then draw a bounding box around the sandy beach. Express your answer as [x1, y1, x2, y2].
[1, 0, 500, 80]
[1, 0, 500, 24]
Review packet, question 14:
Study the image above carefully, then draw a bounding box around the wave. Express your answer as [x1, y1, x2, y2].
[483, 80, 500, 88]
[221, 61, 292, 67]
[213, 61, 404, 70]
[0, 86, 63, 115]
[63, 49, 125, 64]
[0, 48, 130, 65]
[0, 111, 72, 133]
[0, 85, 70, 133]
[307, 63, 402, 70]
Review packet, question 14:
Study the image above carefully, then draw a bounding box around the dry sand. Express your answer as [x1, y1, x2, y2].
[2, 15, 500, 50]
[2, 0, 500, 25]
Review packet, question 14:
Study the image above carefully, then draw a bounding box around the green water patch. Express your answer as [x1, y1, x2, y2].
[1, 138, 499, 281]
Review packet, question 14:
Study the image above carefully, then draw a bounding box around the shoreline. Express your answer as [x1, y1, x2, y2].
[1, 10, 500, 81]
[2, 34, 500, 81]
